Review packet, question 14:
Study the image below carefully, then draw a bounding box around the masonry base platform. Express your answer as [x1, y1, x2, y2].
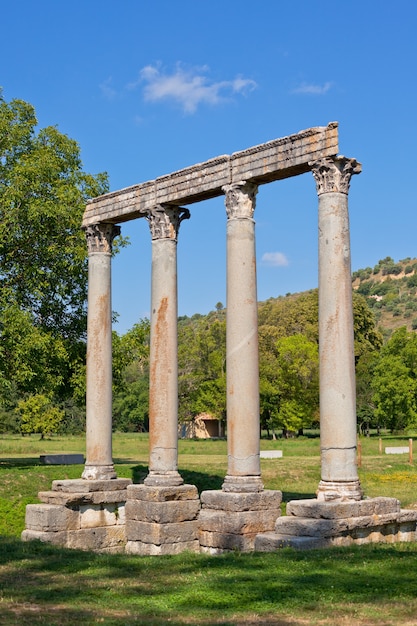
[125, 484, 201, 555]
[254, 497, 417, 551]
[199, 489, 282, 554]
[21, 478, 131, 553]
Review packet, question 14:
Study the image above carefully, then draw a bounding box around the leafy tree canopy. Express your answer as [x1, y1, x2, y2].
[0, 94, 109, 341]
[0, 94, 109, 419]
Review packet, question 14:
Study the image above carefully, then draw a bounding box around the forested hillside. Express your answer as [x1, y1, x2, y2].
[352, 256, 417, 336]
[112, 287, 391, 438]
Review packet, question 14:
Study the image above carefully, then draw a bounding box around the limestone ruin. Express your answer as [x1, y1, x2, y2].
[22, 123, 417, 553]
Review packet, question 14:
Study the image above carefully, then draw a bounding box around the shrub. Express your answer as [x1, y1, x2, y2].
[17, 394, 64, 438]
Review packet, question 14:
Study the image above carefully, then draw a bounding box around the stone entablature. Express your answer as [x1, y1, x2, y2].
[82, 123, 339, 227]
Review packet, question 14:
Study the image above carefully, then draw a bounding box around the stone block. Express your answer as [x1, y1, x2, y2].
[40, 454, 85, 465]
[38, 490, 92, 506]
[155, 156, 230, 207]
[79, 504, 118, 528]
[260, 450, 283, 459]
[117, 504, 126, 525]
[355, 514, 398, 529]
[275, 515, 400, 538]
[397, 509, 417, 523]
[25, 503, 80, 532]
[286, 497, 400, 519]
[66, 526, 126, 552]
[90, 490, 128, 505]
[126, 539, 200, 555]
[21, 529, 67, 546]
[127, 483, 199, 502]
[274, 515, 348, 537]
[398, 523, 416, 542]
[385, 447, 409, 454]
[38, 488, 128, 507]
[199, 530, 257, 552]
[200, 489, 282, 512]
[255, 532, 329, 551]
[52, 478, 131, 493]
[331, 535, 355, 547]
[126, 498, 200, 524]
[199, 509, 280, 535]
[126, 520, 199, 544]
[364, 498, 401, 516]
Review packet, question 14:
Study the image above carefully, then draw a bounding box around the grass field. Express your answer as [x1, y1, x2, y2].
[1, 432, 417, 625]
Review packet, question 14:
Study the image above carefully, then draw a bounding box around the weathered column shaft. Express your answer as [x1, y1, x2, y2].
[222, 182, 263, 493]
[311, 156, 362, 501]
[82, 223, 120, 480]
[144, 205, 189, 487]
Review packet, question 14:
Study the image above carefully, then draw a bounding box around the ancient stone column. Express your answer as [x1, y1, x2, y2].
[144, 205, 190, 487]
[222, 182, 263, 493]
[311, 156, 362, 501]
[82, 222, 120, 481]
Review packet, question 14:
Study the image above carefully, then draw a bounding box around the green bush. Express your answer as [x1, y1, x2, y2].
[17, 394, 64, 438]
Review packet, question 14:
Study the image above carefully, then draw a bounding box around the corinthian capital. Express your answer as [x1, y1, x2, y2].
[310, 156, 362, 195]
[223, 181, 258, 219]
[146, 205, 190, 241]
[84, 223, 121, 254]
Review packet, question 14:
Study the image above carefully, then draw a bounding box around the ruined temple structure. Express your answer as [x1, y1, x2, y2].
[22, 123, 417, 553]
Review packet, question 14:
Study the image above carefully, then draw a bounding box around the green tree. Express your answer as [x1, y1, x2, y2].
[0, 95, 108, 340]
[0, 93, 109, 429]
[356, 349, 379, 434]
[178, 313, 226, 427]
[17, 394, 65, 438]
[275, 334, 319, 436]
[352, 293, 383, 362]
[112, 319, 150, 432]
[112, 320, 150, 392]
[371, 354, 417, 432]
[371, 327, 417, 432]
[113, 373, 149, 432]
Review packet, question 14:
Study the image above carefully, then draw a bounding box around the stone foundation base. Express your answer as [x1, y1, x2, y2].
[125, 484, 200, 555]
[198, 489, 282, 554]
[254, 497, 417, 551]
[21, 478, 131, 553]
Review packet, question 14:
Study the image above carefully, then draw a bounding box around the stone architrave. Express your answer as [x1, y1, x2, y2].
[222, 182, 263, 493]
[82, 223, 120, 481]
[144, 205, 190, 487]
[310, 156, 362, 501]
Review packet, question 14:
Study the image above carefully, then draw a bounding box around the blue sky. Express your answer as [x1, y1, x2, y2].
[2, 1, 417, 334]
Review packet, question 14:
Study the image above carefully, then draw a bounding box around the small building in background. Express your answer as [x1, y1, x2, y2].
[179, 413, 225, 439]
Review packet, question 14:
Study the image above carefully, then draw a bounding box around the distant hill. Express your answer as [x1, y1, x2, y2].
[180, 257, 417, 342]
[352, 256, 417, 337]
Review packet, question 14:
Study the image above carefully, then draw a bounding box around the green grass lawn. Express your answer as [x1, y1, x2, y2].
[1, 432, 417, 625]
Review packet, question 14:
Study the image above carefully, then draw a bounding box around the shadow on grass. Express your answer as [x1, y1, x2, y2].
[128, 465, 314, 501]
[130, 463, 224, 493]
[0, 457, 44, 469]
[1, 536, 417, 625]
[281, 491, 317, 502]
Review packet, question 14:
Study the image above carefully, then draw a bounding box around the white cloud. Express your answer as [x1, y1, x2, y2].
[99, 77, 117, 100]
[292, 81, 332, 95]
[130, 64, 257, 113]
[261, 252, 289, 267]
